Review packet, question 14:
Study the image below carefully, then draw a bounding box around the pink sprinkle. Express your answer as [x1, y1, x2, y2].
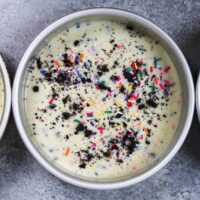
[128, 132, 133, 136]
[118, 132, 123, 136]
[91, 142, 96, 148]
[137, 67, 142, 72]
[164, 66, 171, 73]
[132, 166, 137, 171]
[131, 93, 138, 100]
[172, 124, 176, 130]
[159, 83, 164, 90]
[140, 135, 143, 140]
[97, 56, 105, 62]
[55, 67, 59, 72]
[117, 75, 121, 81]
[112, 143, 116, 148]
[86, 112, 93, 116]
[154, 77, 158, 85]
[88, 48, 93, 54]
[98, 127, 104, 134]
[49, 98, 54, 104]
[107, 92, 114, 97]
[164, 79, 174, 86]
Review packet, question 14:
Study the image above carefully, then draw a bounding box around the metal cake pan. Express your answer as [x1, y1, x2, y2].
[12, 8, 195, 190]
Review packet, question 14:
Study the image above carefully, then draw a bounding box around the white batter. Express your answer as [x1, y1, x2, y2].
[25, 20, 182, 180]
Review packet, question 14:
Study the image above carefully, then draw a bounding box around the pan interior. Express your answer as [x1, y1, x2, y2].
[20, 13, 185, 182]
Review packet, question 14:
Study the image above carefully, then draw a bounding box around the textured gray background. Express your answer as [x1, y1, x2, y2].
[0, 0, 199, 199]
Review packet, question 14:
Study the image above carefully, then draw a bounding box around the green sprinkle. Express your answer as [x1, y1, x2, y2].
[74, 119, 81, 124]
[138, 47, 146, 52]
[127, 67, 132, 72]
[144, 111, 149, 115]
[104, 110, 112, 114]
[99, 80, 106, 85]
[139, 72, 143, 78]
[149, 84, 155, 89]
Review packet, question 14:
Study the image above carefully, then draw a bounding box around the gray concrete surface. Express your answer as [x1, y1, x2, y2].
[0, 0, 200, 199]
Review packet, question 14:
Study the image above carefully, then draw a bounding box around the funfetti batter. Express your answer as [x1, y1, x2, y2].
[0, 72, 4, 122]
[25, 20, 182, 180]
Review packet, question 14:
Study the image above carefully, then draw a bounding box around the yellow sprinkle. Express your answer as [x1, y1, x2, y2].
[102, 101, 107, 106]
[88, 101, 93, 106]
[128, 84, 132, 93]
[137, 121, 142, 126]
[88, 100, 97, 106]
[131, 112, 135, 118]
[120, 122, 124, 129]
[96, 108, 104, 117]
[115, 100, 121, 107]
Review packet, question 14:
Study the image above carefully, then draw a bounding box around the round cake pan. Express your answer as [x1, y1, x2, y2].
[0, 55, 11, 140]
[196, 72, 200, 121]
[12, 8, 195, 190]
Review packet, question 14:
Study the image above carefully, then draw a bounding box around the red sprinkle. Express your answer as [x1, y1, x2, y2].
[131, 61, 136, 70]
[98, 127, 104, 134]
[49, 98, 54, 104]
[127, 102, 133, 107]
[159, 83, 164, 90]
[137, 60, 143, 66]
[164, 66, 171, 73]
[150, 66, 153, 73]
[164, 79, 174, 86]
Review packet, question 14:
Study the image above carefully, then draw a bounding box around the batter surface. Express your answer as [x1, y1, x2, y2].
[25, 20, 182, 179]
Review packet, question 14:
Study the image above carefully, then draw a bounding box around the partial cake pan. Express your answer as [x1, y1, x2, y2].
[12, 8, 195, 190]
[196, 72, 200, 121]
[0, 55, 11, 140]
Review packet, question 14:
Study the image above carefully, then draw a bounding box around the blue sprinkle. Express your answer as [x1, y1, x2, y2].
[92, 132, 97, 135]
[49, 103, 56, 109]
[76, 23, 80, 28]
[125, 94, 129, 101]
[102, 97, 107, 101]
[153, 57, 157, 68]
[76, 70, 82, 79]
[40, 69, 46, 76]
[74, 55, 79, 62]
[90, 121, 95, 126]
